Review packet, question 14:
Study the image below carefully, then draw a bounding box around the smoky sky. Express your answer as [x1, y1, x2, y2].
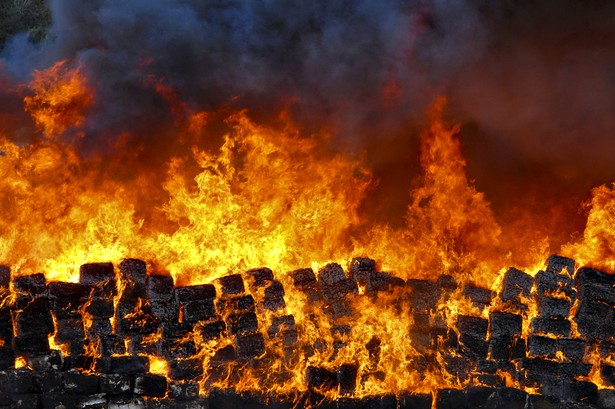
[2, 0, 615, 237]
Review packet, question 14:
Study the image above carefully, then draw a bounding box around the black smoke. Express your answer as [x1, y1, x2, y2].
[2, 0, 615, 247]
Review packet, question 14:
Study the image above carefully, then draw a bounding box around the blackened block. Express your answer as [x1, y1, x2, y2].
[128, 335, 158, 356]
[96, 356, 149, 374]
[265, 280, 285, 299]
[546, 254, 575, 275]
[162, 322, 193, 339]
[41, 393, 77, 409]
[603, 365, 615, 387]
[211, 345, 236, 364]
[63, 371, 100, 394]
[0, 308, 13, 342]
[559, 338, 586, 362]
[501, 267, 533, 302]
[496, 388, 527, 409]
[521, 358, 560, 385]
[268, 315, 295, 337]
[159, 339, 197, 360]
[228, 312, 259, 335]
[13, 334, 50, 354]
[444, 355, 471, 381]
[566, 380, 598, 404]
[407, 279, 438, 312]
[228, 295, 255, 312]
[463, 285, 494, 307]
[575, 298, 612, 339]
[538, 296, 571, 319]
[55, 318, 85, 343]
[119, 258, 147, 286]
[489, 337, 513, 360]
[528, 335, 557, 358]
[134, 374, 167, 397]
[100, 374, 131, 395]
[457, 315, 489, 338]
[235, 333, 265, 358]
[598, 389, 615, 409]
[175, 284, 216, 303]
[85, 297, 115, 318]
[98, 334, 127, 356]
[474, 374, 506, 388]
[363, 394, 397, 409]
[13, 273, 46, 296]
[263, 297, 286, 312]
[33, 370, 63, 393]
[536, 270, 576, 299]
[169, 358, 202, 380]
[86, 318, 113, 338]
[150, 299, 178, 322]
[218, 274, 245, 295]
[435, 389, 467, 409]
[398, 392, 432, 409]
[466, 386, 497, 408]
[490, 312, 522, 337]
[16, 312, 54, 336]
[182, 299, 216, 322]
[561, 362, 592, 378]
[531, 317, 571, 337]
[306, 366, 338, 390]
[337, 363, 358, 395]
[0, 370, 34, 393]
[292, 268, 317, 289]
[576, 267, 615, 288]
[246, 267, 274, 287]
[147, 273, 174, 301]
[512, 338, 527, 359]
[62, 355, 93, 371]
[0, 346, 14, 370]
[48, 281, 89, 316]
[0, 266, 10, 288]
[461, 334, 489, 357]
[201, 320, 226, 341]
[80, 262, 116, 294]
[169, 381, 199, 401]
[318, 263, 357, 302]
[119, 310, 160, 335]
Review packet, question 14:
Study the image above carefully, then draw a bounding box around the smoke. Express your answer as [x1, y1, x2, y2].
[2, 0, 615, 247]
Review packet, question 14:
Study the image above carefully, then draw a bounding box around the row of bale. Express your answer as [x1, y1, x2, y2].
[0, 254, 613, 408]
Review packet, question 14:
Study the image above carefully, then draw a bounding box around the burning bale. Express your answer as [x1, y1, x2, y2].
[0, 254, 610, 407]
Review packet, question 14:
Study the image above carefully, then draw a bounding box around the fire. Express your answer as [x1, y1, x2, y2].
[2, 54, 615, 402]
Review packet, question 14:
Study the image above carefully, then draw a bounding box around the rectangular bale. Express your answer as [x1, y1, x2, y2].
[85, 297, 115, 318]
[460, 334, 489, 358]
[96, 355, 149, 374]
[200, 320, 226, 341]
[336, 363, 358, 395]
[489, 336, 514, 360]
[528, 335, 558, 358]
[558, 338, 586, 362]
[119, 258, 147, 287]
[210, 344, 236, 365]
[501, 267, 533, 302]
[268, 315, 295, 337]
[435, 388, 467, 409]
[349, 257, 376, 286]
[292, 268, 317, 289]
[560, 362, 592, 378]
[63, 371, 100, 395]
[0, 308, 13, 342]
[245, 267, 274, 288]
[146, 273, 174, 301]
[86, 318, 113, 338]
[490, 312, 522, 338]
[13, 273, 46, 296]
[228, 312, 259, 335]
[602, 365, 615, 387]
[134, 374, 167, 397]
[181, 299, 216, 322]
[175, 284, 216, 303]
[575, 298, 612, 339]
[162, 322, 193, 339]
[235, 333, 266, 358]
[48, 281, 89, 316]
[535, 270, 576, 298]
[398, 392, 432, 409]
[12, 334, 50, 355]
[26, 350, 62, 372]
[227, 295, 255, 312]
[537, 296, 571, 319]
[169, 358, 203, 380]
[306, 366, 338, 391]
[318, 263, 357, 303]
[457, 315, 489, 338]
[159, 339, 197, 360]
[546, 255, 576, 276]
[16, 312, 54, 336]
[530, 317, 571, 337]
[80, 262, 116, 295]
[149, 299, 178, 322]
[98, 334, 127, 356]
[407, 279, 438, 312]
[62, 355, 94, 371]
[217, 274, 245, 295]
[463, 285, 494, 308]
[128, 335, 158, 356]
[0, 370, 34, 393]
[118, 312, 160, 335]
[33, 370, 63, 393]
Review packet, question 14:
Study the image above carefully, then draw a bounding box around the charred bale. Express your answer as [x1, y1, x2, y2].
[80, 262, 117, 296]
[235, 333, 266, 358]
[500, 267, 533, 307]
[536, 270, 576, 299]
[291, 268, 320, 302]
[407, 279, 438, 312]
[245, 267, 274, 288]
[463, 285, 494, 310]
[218, 274, 245, 296]
[489, 312, 522, 338]
[530, 317, 571, 337]
[134, 374, 167, 397]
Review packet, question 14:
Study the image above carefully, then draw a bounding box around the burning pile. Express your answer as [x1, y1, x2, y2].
[0, 253, 613, 408]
